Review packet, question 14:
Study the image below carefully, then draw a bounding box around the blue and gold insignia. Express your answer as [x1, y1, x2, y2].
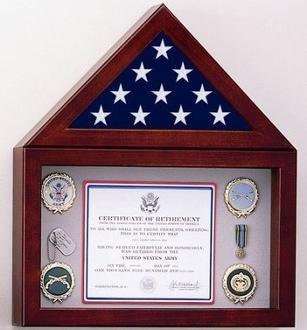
[41, 173, 76, 214]
[224, 178, 259, 218]
[40, 262, 75, 303]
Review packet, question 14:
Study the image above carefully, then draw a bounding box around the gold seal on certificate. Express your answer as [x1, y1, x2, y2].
[40, 262, 75, 303]
[222, 264, 257, 304]
[224, 178, 259, 218]
[41, 173, 76, 214]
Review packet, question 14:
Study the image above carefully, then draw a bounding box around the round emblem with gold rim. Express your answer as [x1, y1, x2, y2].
[40, 262, 75, 303]
[222, 264, 257, 304]
[224, 177, 259, 218]
[41, 173, 76, 214]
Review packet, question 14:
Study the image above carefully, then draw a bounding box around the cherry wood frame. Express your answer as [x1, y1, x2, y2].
[13, 148, 296, 327]
[12, 4, 296, 327]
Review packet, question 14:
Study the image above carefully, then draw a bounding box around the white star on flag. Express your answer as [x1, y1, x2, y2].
[132, 62, 152, 82]
[171, 105, 191, 125]
[91, 106, 111, 126]
[173, 62, 193, 82]
[192, 84, 212, 104]
[153, 39, 173, 59]
[130, 105, 150, 125]
[70, 33, 250, 131]
[111, 84, 131, 104]
[210, 105, 230, 125]
[151, 84, 172, 104]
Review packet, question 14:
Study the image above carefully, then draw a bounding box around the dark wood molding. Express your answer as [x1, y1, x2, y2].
[12, 147, 296, 326]
[12, 147, 24, 326]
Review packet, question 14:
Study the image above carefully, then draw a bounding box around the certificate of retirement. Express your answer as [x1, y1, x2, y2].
[83, 181, 215, 302]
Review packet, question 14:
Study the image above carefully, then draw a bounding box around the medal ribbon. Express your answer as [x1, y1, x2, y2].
[235, 224, 247, 249]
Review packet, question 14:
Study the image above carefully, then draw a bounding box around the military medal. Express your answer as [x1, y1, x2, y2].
[41, 173, 76, 214]
[224, 177, 259, 218]
[40, 262, 75, 303]
[235, 224, 248, 258]
[41, 229, 75, 302]
[222, 264, 257, 304]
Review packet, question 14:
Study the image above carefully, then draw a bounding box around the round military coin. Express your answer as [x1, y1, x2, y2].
[41, 173, 76, 214]
[224, 177, 259, 218]
[40, 262, 75, 303]
[222, 264, 257, 304]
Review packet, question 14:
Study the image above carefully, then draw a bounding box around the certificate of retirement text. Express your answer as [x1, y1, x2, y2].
[83, 182, 215, 302]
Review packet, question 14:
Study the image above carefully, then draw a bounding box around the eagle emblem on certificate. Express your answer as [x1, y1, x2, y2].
[140, 192, 160, 213]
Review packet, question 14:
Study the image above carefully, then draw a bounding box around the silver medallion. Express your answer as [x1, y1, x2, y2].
[40, 262, 75, 303]
[41, 173, 76, 214]
[224, 177, 259, 218]
[222, 264, 257, 304]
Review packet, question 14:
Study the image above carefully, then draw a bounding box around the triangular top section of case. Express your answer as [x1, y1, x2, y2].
[20, 4, 293, 150]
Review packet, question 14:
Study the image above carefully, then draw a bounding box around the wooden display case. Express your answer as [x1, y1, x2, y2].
[13, 4, 296, 327]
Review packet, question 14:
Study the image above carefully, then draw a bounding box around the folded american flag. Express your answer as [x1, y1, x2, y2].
[71, 33, 250, 130]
